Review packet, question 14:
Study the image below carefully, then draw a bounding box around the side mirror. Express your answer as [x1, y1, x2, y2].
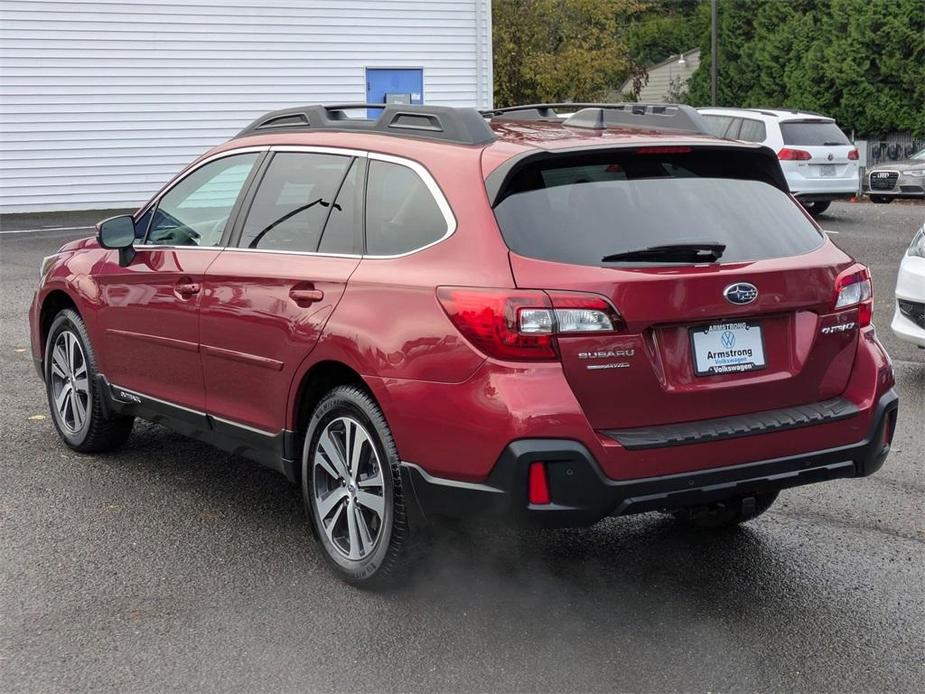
[97, 215, 136, 266]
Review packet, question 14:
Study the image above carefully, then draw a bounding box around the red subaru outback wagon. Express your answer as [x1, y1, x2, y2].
[31, 103, 898, 584]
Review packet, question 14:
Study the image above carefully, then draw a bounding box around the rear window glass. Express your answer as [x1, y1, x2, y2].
[780, 120, 850, 146]
[493, 152, 824, 266]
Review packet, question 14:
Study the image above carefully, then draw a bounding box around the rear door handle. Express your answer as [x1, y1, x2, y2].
[289, 288, 324, 305]
[175, 282, 200, 297]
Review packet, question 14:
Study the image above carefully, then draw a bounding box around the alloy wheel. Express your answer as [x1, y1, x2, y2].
[49, 330, 90, 433]
[312, 416, 386, 561]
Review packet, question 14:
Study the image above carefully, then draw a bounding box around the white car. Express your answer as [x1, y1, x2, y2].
[893, 222, 925, 349]
[698, 107, 859, 216]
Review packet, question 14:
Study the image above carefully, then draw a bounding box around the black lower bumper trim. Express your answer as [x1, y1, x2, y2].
[796, 192, 855, 202]
[603, 397, 858, 450]
[403, 389, 898, 528]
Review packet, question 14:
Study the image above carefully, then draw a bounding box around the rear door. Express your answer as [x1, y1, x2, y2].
[94, 151, 261, 411]
[199, 149, 363, 433]
[493, 146, 859, 430]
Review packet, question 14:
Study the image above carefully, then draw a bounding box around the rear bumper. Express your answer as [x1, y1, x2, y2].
[402, 389, 898, 527]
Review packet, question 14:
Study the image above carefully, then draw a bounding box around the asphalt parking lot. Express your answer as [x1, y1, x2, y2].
[1, 201, 923, 693]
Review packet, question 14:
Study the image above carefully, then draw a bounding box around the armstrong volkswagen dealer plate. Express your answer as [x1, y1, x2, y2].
[690, 321, 766, 376]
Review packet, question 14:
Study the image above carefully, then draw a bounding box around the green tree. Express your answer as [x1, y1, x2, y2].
[686, 0, 925, 137]
[493, 0, 648, 106]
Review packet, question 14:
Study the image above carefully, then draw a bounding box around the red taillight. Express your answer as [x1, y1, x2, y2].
[778, 148, 812, 161]
[437, 287, 623, 361]
[528, 462, 550, 505]
[834, 266, 873, 327]
[848, 148, 859, 160]
[635, 146, 692, 155]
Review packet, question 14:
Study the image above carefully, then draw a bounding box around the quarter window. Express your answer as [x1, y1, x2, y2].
[239, 152, 353, 252]
[738, 119, 767, 142]
[146, 153, 258, 247]
[365, 160, 448, 256]
[702, 114, 734, 138]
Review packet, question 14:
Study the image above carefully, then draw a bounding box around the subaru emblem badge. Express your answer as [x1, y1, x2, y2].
[723, 282, 759, 305]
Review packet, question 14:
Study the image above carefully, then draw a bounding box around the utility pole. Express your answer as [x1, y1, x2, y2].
[711, 0, 718, 106]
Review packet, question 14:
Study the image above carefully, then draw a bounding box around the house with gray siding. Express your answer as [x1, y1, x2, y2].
[0, 0, 493, 212]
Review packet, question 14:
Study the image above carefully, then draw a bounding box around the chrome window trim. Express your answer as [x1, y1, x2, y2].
[218, 247, 362, 259]
[363, 151, 457, 259]
[269, 144, 369, 157]
[132, 144, 458, 260]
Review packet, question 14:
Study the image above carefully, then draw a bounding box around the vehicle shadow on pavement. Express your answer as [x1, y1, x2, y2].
[113, 420, 811, 617]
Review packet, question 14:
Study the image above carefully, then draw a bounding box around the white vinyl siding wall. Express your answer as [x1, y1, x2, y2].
[0, 0, 493, 213]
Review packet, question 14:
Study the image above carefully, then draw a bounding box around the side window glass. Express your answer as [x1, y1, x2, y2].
[318, 158, 361, 255]
[239, 153, 352, 252]
[725, 118, 742, 140]
[147, 153, 258, 247]
[702, 115, 732, 137]
[365, 160, 448, 256]
[133, 208, 152, 240]
[738, 119, 767, 143]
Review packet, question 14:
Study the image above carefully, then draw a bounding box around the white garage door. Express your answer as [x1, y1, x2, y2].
[0, 0, 493, 213]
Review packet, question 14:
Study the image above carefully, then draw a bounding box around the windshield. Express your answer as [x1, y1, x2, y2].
[493, 154, 824, 267]
[780, 120, 850, 146]
[912, 149, 925, 161]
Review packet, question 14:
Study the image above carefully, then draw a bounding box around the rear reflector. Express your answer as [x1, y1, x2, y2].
[528, 462, 551, 505]
[778, 148, 812, 161]
[882, 408, 898, 446]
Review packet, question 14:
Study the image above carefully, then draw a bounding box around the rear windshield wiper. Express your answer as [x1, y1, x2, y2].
[601, 242, 726, 264]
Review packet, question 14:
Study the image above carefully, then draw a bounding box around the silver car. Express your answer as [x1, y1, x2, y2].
[865, 147, 925, 203]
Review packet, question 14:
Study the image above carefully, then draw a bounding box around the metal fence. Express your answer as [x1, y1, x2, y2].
[861, 132, 923, 168]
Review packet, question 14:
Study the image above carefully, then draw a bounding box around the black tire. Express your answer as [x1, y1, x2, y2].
[869, 195, 894, 204]
[670, 491, 778, 530]
[803, 200, 831, 215]
[44, 309, 134, 453]
[302, 385, 412, 587]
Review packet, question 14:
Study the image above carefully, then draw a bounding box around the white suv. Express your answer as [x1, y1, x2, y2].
[698, 108, 859, 215]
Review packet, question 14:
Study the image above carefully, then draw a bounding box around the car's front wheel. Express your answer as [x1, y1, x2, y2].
[302, 385, 412, 586]
[869, 195, 894, 204]
[44, 309, 134, 452]
[670, 491, 778, 529]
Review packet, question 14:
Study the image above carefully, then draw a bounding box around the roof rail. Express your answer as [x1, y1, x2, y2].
[754, 107, 831, 119]
[236, 104, 496, 145]
[562, 103, 711, 134]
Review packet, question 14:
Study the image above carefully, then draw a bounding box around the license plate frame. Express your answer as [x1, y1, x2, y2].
[690, 320, 767, 376]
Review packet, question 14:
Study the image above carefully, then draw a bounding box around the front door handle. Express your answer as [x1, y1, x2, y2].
[175, 282, 201, 297]
[289, 288, 324, 305]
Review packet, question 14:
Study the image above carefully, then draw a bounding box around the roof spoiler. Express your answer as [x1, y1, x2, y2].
[482, 102, 712, 135]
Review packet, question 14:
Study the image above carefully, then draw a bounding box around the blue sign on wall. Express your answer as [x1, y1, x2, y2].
[366, 68, 423, 117]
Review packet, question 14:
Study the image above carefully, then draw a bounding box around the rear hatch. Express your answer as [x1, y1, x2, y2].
[778, 118, 857, 179]
[492, 145, 860, 430]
